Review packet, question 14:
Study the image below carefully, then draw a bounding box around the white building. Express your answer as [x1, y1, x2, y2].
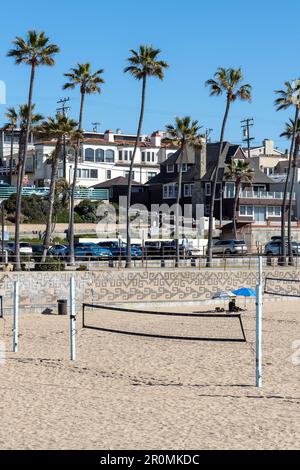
[33, 129, 177, 188]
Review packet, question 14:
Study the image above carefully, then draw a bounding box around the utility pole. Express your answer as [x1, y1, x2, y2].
[57, 98, 71, 179]
[241, 118, 254, 159]
[92, 122, 101, 133]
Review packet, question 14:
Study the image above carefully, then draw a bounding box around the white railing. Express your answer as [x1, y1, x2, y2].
[239, 190, 295, 200]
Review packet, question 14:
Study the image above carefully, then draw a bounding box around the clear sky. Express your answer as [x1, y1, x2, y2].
[0, 0, 299, 150]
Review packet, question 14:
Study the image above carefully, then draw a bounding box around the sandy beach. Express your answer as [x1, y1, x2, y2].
[0, 299, 299, 450]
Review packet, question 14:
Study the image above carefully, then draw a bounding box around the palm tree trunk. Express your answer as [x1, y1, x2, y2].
[287, 140, 299, 266]
[280, 106, 299, 266]
[206, 97, 231, 267]
[175, 142, 185, 267]
[9, 128, 14, 185]
[126, 74, 147, 268]
[233, 181, 241, 240]
[14, 64, 36, 271]
[41, 141, 61, 263]
[69, 92, 85, 265]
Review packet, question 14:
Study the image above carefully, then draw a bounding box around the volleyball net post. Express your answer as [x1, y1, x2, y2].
[13, 280, 19, 353]
[256, 256, 263, 388]
[70, 277, 76, 361]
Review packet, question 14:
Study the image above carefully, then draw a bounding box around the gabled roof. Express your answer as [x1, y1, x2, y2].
[91, 176, 142, 189]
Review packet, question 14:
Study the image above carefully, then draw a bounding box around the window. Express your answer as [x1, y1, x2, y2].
[118, 150, 123, 161]
[124, 150, 128, 161]
[147, 172, 157, 180]
[205, 183, 211, 196]
[147, 152, 151, 162]
[95, 149, 104, 162]
[152, 152, 155, 162]
[180, 163, 188, 172]
[105, 149, 115, 162]
[129, 151, 133, 161]
[225, 182, 235, 198]
[90, 169, 98, 179]
[240, 206, 253, 216]
[85, 148, 94, 162]
[167, 164, 174, 173]
[190, 184, 194, 196]
[268, 206, 281, 217]
[141, 152, 146, 162]
[184, 184, 190, 197]
[163, 183, 178, 199]
[106, 170, 112, 180]
[125, 171, 135, 180]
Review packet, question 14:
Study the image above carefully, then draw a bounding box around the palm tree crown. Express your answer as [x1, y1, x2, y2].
[165, 116, 203, 148]
[7, 30, 59, 66]
[124, 45, 169, 80]
[38, 114, 80, 141]
[63, 63, 105, 95]
[280, 118, 300, 141]
[275, 80, 300, 111]
[225, 159, 254, 185]
[4, 107, 18, 129]
[205, 67, 252, 102]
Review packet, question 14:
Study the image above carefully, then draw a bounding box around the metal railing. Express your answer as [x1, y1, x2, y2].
[0, 186, 109, 201]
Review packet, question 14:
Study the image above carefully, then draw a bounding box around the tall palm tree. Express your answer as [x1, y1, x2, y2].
[165, 117, 203, 265]
[275, 80, 300, 265]
[63, 63, 104, 264]
[37, 115, 80, 262]
[124, 46, 168, 268]
[4, 107, 18, 184]
[7, 31, 59, 270]
[205, 67, 252, 266]
[280, 118, 300, 265]
[225, 160, 254, 239]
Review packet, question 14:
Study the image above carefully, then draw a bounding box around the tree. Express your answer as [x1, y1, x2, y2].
[4, 107, 18, 184]
[63, 63, 104, 264]
[37, 115, 80, 262]
[124, 46, 168, 268]
[165, 117, 203, 265]
[275, 80, 300, 265]
[205, 67, 252, 266]
[280, 118, 300, 265]
[7, 30, 59, 270]
[225, 160, 254, 239]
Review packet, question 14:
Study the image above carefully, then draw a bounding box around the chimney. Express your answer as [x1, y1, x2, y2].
[150, 131, 162, 147]
[104, 130, 114, 143]
[263, 139, 274, 155]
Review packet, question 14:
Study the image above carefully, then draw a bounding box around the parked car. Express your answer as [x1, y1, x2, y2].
[144, 241, 192, 259]
[48, 244, 69, 258]
[31, 244, 45, 259]
[209, 240, 248, 256]
[70, 243, 113, 261]
[6, 242, 33, 257]
[98, 241, 142, 259]
[264, 241, 300, 256]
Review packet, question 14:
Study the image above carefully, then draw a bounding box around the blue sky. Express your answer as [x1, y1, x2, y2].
[0, 0, 299, 150]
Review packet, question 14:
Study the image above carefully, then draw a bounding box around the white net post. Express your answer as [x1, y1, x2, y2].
[256, 257, 263, 388]
[70, 277, 76, 361]
[13, 281, 19, 353]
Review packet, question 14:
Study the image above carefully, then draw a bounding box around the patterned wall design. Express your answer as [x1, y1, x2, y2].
[0, 269, 300, 313]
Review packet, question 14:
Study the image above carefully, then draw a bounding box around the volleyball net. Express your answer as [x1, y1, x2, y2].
[264, 277, 300, 298]
[82, 303, 247, 343]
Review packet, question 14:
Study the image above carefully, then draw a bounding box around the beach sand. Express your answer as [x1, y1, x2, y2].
[0, 300, 299, 450]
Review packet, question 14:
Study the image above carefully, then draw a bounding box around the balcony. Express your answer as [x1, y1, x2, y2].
[0, 186, 109, 201]
[239, 190, 295, 200]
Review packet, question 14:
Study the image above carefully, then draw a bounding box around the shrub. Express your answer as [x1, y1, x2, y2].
[35, 259, 65, 271]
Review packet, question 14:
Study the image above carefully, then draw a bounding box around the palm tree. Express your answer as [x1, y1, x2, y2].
[225, 160, 254, 239]
[63, 63, 104, 264]
[7, 31, 59, 270]
[280, 118, 300, 265]
[4, 107, 18, 184]
[275, 80, 300, 265]
[205, 68, 252, 266]
[37, 115, 80, 262]
[124, 46, 168, 268]
[165, 117, 203, 265]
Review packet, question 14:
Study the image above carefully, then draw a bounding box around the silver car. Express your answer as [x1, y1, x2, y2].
[264, 241, 300, 256]
[210, 240, 248, 256]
